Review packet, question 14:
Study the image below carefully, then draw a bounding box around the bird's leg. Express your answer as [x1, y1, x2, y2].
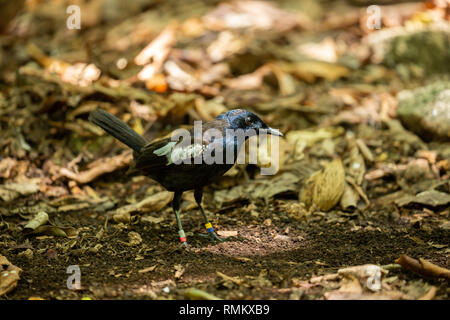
[194, 188, 224, 242]
[172, 191, 188, 247]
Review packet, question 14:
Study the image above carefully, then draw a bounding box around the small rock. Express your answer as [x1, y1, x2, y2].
[397, 81, 450, 140]
[368, 23, 450, 76]
[45, 248, 57, 259]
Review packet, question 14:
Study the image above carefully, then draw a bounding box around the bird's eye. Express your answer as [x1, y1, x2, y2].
[245, 117, 253, 125]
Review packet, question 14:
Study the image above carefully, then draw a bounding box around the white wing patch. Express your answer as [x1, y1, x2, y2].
[153, 141, 207, 164]
[169, 143, 207, 164]
[153, 141, 177, 157]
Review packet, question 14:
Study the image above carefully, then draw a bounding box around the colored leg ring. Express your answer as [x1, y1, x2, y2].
[179, 230, 187, 243]
[205, 222, 214, 233]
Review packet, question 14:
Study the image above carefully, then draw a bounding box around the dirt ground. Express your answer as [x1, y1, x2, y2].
[2, 173, 449, 299]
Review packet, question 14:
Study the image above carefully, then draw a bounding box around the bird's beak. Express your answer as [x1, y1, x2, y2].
[266, 127, 283, 137]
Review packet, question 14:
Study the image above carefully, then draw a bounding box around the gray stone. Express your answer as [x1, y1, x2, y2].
[397, 81, 450, 141]
[368, 22, 450, 77]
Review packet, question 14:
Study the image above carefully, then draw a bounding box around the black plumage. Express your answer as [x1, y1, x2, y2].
[90, 108, 282, 245]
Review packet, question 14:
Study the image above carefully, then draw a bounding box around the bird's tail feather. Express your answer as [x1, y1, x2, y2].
[89, 109, 147, 152]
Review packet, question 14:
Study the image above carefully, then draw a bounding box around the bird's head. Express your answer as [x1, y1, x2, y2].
[216, 109, 283, 137]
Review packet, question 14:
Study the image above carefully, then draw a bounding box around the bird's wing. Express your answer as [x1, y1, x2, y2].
[133, 119, 229, 173]
[132, 137, 178, 172]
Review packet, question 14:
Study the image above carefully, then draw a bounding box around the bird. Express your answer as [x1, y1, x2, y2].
[89, 108, 282, 246]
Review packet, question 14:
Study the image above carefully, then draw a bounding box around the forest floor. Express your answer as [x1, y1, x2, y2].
[0, 0, 449, 300]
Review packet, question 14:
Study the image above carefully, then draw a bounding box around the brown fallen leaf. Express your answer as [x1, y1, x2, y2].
[300, 158, 346, 211]
[138, 265, 157, 274]
[395, 254, 450, 280]
[217, 230, 238, 237]
[23, 210, 77, 237]
[59, 150, 133, 184]
[0, 255, 22, 296]
[136, 23, 177, 81]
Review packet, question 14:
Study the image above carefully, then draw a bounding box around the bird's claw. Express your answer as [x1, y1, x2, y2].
[198, 231, 226, 243]
[179, 241, 192, 250]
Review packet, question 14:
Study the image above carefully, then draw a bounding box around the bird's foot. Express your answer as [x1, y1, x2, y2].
[198, 223, 226, 243]
[176, 241, 192, 252]
[198, 231, 226, 243]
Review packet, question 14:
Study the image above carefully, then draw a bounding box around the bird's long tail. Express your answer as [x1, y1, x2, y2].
[89, 109, 147, 152]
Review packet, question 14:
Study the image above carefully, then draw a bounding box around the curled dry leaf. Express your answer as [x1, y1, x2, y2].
[395, 254, 450, 280]
[300, 158, 346, 211]
[24, 211, 49, 230]
[345, 133, 366, 185]
[184, 288, 221, 300]
[136, 23, 177, 81]
[340, 181, 359, 211]
[59, 150, 133, 184]
[0, 255, 22, 296]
